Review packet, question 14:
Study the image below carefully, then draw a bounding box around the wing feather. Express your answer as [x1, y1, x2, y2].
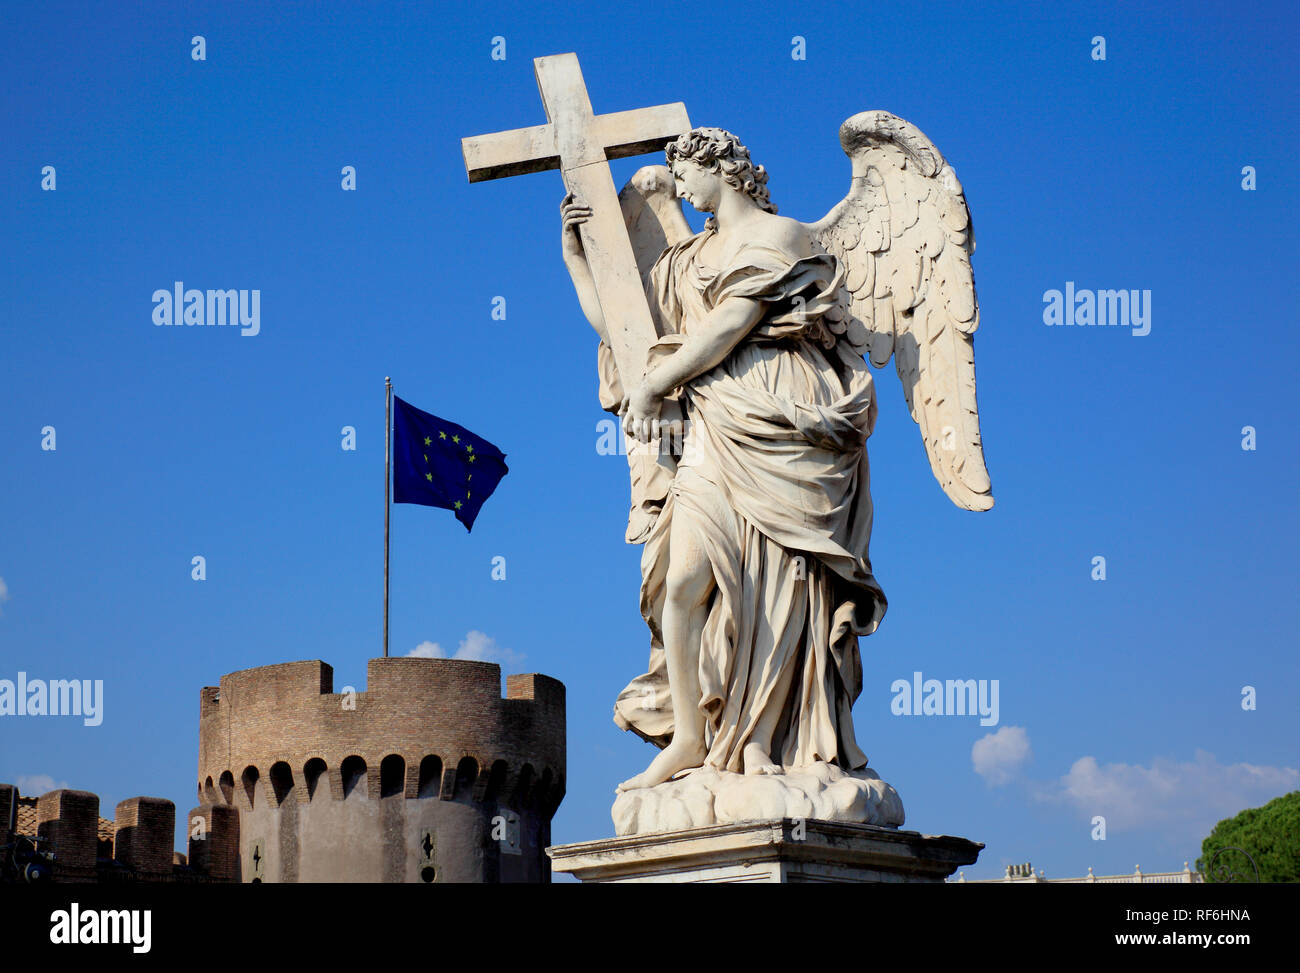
[806, 111, 993, 510]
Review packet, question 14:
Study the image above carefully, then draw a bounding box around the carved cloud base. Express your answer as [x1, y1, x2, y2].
[610, 762, 905, 837]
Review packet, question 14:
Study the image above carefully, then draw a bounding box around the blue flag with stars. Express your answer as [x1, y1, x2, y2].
[392, 395, 509, 531]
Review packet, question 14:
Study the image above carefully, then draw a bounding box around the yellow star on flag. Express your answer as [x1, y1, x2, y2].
[424, 436, 431, 446]
[439, 431, 447, 440]
[454, 500, 463, 510]
[426, 472, 433, 481]
[452, 435, 460, 444]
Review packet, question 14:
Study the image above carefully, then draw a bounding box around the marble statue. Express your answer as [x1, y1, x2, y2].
[464, 56, 991, 836]
[569, 118, 991, 834]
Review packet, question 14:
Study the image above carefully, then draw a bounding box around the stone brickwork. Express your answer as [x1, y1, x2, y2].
[190, 657, 566, 883]
[113, 797, 176, 878]
[36, 790, 101, 882]
[185, 803, 240, 882]
[0, 783, 16, 850]
[0, 784, 188, 884]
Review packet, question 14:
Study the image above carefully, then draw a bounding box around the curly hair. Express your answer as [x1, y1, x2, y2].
[666, 127, 776, 228]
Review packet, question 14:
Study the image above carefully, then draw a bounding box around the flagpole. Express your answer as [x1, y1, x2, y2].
[383, 376, 392, 659]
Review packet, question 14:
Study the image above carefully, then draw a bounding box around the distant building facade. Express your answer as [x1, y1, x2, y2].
[954, 860, 1204, 883]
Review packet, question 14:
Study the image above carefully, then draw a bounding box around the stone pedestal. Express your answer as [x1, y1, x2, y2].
[548, 818, 982, 883]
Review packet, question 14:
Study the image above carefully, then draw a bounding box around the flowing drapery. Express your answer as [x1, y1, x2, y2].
[613, 228, 888, 771]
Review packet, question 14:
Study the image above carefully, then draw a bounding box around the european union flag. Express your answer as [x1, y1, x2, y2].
[392, 396, 509, 531]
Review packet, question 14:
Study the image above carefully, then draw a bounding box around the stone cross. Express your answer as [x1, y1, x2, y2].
[462, 52, 691, 386]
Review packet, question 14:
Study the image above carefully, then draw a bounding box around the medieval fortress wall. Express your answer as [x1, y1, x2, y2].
[192, 657, 566, 882]
[1, 783, 179, 883]
[3, 656, 566, 884]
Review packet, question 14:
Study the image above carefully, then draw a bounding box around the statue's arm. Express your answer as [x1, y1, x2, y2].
[645, 219, 807, 395]
[644, 296, 764, 397]
[624, 295, 762, 441]
[561, 194, 610, 344]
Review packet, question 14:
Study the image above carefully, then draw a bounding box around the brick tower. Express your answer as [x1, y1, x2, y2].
[190, 657, 565, 883]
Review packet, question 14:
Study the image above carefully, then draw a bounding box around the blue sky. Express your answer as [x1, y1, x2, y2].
[2, 0, 1297, 880]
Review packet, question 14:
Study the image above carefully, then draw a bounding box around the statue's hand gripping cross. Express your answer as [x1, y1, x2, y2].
[462, 53, 691, 387]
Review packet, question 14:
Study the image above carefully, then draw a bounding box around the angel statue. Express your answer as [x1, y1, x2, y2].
[560, 112, 992, 834]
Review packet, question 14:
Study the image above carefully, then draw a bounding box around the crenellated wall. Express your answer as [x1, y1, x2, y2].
[189, 657, 566, 883]
[0, 782, 184, 884]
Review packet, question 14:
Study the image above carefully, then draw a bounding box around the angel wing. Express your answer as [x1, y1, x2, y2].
[619, 165, 692, 285]
[807, 111, 993, 512]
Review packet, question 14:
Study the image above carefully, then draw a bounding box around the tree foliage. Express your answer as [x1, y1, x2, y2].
[1197, 790, 1300, 883]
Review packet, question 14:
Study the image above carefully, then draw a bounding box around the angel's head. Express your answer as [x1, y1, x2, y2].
[666, 127, 776, 225]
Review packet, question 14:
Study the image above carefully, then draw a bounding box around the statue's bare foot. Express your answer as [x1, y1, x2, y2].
[742, 742, 781, 775]
[617, 738, 707, 792]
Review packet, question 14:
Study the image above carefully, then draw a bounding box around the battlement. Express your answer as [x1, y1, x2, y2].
[0, 782, 188, 884]
[192, 656, 566, 882]
[197, 657, 565, 817]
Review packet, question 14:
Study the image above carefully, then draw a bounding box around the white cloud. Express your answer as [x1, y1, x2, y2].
[407, 630, 525, 668]
[1048, 749, 1299, 836]
[16, 774, 68, 797]
[972, 726, 1032, 786]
